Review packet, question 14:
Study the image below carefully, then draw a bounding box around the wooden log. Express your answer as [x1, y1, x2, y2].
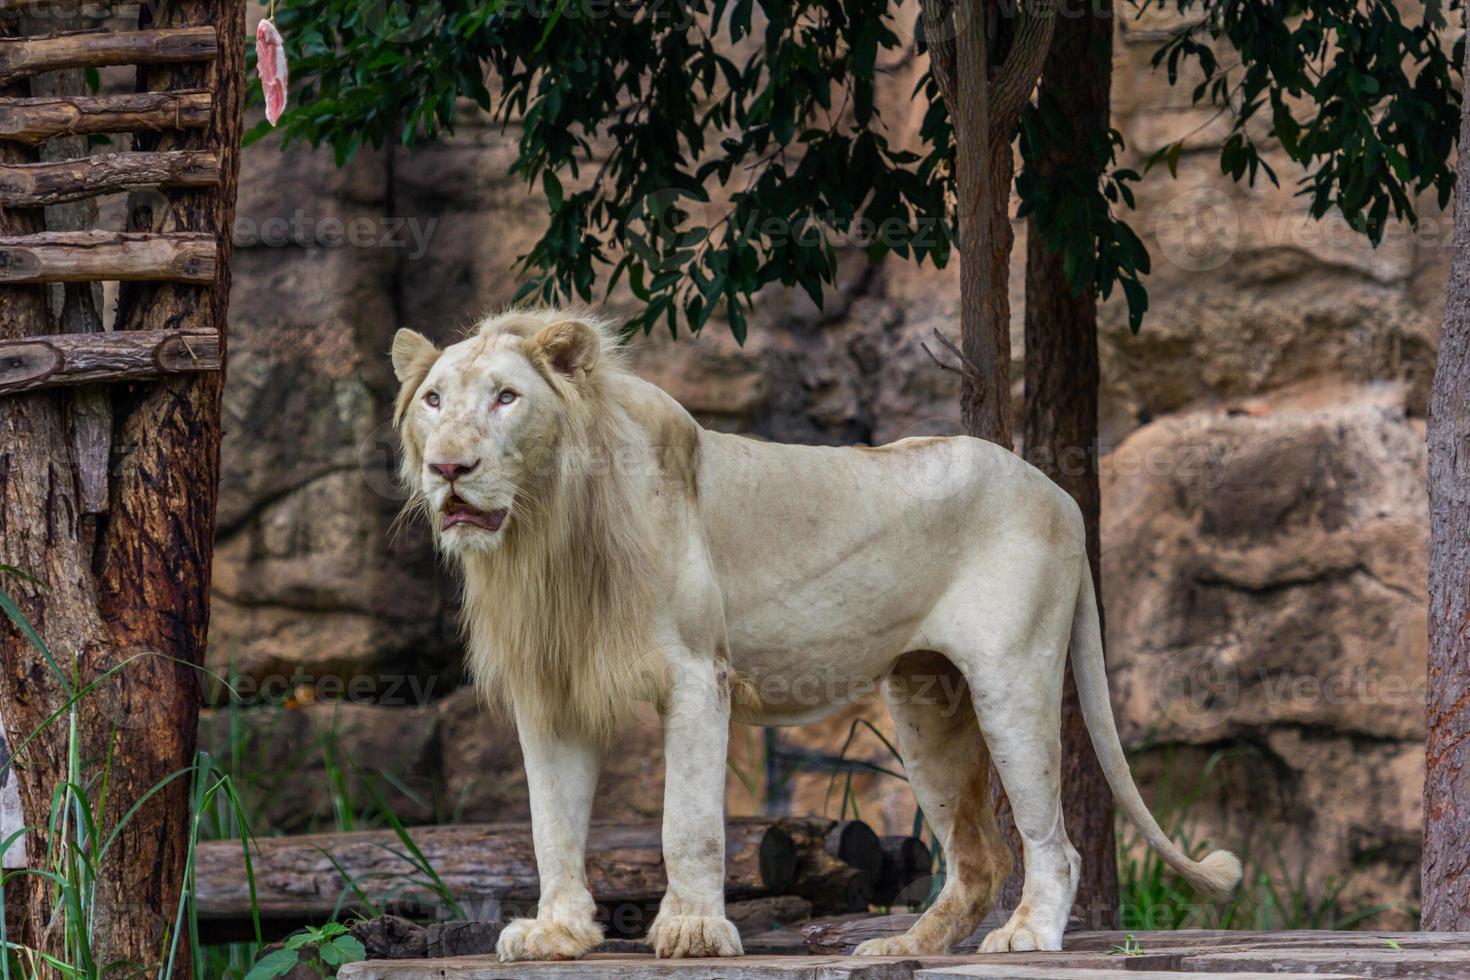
[776, 816, 875, 914]
[0, 328, 220, 396]
[0, 1, 136, 10]
[825, 820, 883, 878]
[873, 835, 932, 906]
[0, 27, 215, 83]
[194, 818, 807, 932]
[0, 150, 218, 205]
[0, 230, 215, 283]
[0, 90, 210, 143]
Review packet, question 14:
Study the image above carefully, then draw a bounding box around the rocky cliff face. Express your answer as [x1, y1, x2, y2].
[205, 5, 1442, 924]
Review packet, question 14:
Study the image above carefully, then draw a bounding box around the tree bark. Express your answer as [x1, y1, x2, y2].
[0, 1, 244, 971]
[1422, 25, 1470, 933]
[1021, 0, 1119, 929]
[0, 15, 103, 950]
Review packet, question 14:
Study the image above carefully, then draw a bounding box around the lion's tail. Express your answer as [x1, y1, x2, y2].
[1070, 557, 1243, 901]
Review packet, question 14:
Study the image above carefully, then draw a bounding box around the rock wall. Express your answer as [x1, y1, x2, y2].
[206, 4, 1441, 924]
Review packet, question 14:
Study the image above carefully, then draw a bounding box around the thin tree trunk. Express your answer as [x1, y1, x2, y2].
[0, 1, 243, 970]
[924, 0, 1055, 916]
[1422, 27, 1470, 933]
[952, 0, 1010, 446]
[1021, 0, 1119, 929]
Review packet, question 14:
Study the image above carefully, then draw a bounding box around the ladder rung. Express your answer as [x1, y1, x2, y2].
[0, 230, 215, 284]
[0, 327, 220, 397]
[0, 150, 218, 205]
[0, 28, 216, 84]
[0, 89, 209, 143]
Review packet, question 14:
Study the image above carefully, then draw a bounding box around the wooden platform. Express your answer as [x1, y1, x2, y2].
[337, 931, 1470, 980]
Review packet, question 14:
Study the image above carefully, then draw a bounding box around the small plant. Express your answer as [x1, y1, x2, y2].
[244, 924, 365, 980]
[1108, 934, 1145, 956]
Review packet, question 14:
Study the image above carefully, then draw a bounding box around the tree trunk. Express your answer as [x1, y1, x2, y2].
[0, 0, 243, 970]
[951, 0, 1010, 446]
[1021, 0, 1119, 929]
[935, 0, 1055, 914]
[1422, 28, 1470, 933]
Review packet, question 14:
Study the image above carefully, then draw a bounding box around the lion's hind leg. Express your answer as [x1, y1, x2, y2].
[853, 652, 1012, 957]
[970, 650, 1080, 953]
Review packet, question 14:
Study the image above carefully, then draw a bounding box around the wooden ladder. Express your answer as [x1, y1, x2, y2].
[0, 4, 227, 398]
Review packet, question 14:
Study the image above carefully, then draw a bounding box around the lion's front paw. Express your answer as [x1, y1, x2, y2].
[853, 935, 922, 956]
[495, 917, 603, 962]
[649, 915, 743, 958]
[979, 908, 1062, 954]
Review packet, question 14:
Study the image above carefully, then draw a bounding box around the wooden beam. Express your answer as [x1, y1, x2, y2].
[0, 90, 210, 143]
[0, 27, 215, 83]
[0, 150, 218, 205]
[0, 328, 220, 396]
[0, 1, 136, 9]
[0, 230, 215, 283]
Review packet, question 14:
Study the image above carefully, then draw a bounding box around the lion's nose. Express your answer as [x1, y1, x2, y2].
[429, 460, 479, 482]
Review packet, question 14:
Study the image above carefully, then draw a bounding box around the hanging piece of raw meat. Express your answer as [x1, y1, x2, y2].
[256, 18, 288, 125]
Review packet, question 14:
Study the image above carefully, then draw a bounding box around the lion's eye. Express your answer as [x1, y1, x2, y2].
[497, 390, 518, 406]
[424, 391, 440, 408]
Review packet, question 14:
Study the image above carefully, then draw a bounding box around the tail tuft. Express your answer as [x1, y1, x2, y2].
[1184, 849, 1243, 900]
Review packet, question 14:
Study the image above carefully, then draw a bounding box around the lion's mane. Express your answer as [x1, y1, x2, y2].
[396, 309, 669, 741]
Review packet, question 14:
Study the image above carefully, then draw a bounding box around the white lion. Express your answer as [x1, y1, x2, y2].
[391, 308, 1241, 962]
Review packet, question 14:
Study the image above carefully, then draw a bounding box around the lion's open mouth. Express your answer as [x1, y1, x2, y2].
[441, 497, 507, 532]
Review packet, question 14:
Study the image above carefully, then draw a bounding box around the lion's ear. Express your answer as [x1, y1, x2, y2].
[391, 329, 439, 383]
[391, 330, 440, 428]
[532, 319, 600, 381]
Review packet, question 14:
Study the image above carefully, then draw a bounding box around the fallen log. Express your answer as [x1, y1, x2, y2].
[0, 90, 210, 143]
[195, 818, 838, 941]
[0, 27, 216, 83]
[0, 150, 218, 206]
[824, 819, 882, 878]
[0, 328, 220, 396]
[782, 818, 877, 914]
[873, 835, 932, 906]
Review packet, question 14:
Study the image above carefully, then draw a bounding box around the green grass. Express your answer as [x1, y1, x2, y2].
[0, 579, 397, 979]
[0, 573, 264, 978]
[1117, 748, 1400, 931]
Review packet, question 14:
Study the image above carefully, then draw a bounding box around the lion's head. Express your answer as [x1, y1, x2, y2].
[391, 309, 616, 556]
[390, 308, 665, 739]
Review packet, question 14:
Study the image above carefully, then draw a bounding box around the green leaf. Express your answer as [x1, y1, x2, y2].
[244, 948, 302, 980]
[543, 170, 564, 210]
[319, 935, 367, 966]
